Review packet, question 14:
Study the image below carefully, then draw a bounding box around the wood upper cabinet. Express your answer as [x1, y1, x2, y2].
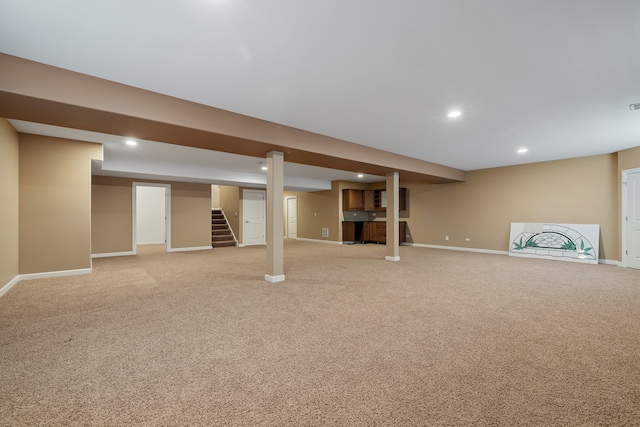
[377, 188, 407, 211]
[342, 189, 364, 210]
[343, 188, 407, 211]
[364, 190, 375, 211]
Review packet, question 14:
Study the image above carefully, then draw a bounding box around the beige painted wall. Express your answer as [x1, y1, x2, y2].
[171, 182, 212, 249]
[222, 184, 340, 244]
[219, 185, 240, 242]
[618, 145, 640, 173]
[286, 180, 419, 242]
[19, 134, 102, 274]
[92, 176, 133, 254]
[285, 154, 624, 260]
[284, 181, 340, 242]
[0, 119, 19, 287]
[91, 177, 211, 254]
[402, 153, 619, 260]
[211, 185, 221, 208]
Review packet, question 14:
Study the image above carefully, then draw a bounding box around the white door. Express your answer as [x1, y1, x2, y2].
[287, 197, 297, 239]
[627, 172, 640, 269]
[243, 190, 265, 246]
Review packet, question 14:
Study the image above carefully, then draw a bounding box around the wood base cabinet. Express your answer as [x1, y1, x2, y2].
[343, 221, 407, 244]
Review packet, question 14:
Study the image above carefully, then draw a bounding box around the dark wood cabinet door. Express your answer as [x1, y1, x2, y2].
[364, 190, 375, 211]
[354, 221, 407, 244]
[342, 222, 355, 241]
[345, 188, 407, 212]
[375, 222, 387, 243]
[342, 189, 363, 210]
[361, 221, 372, 241]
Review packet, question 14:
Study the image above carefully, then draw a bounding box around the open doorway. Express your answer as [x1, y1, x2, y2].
[132, 183, 171, 253]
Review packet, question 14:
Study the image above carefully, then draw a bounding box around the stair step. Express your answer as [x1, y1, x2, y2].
[211, 209, 235, 247]
[213, 240, 236, 248]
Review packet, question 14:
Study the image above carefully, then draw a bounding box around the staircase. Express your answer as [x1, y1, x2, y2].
[211, 209, 236, 248]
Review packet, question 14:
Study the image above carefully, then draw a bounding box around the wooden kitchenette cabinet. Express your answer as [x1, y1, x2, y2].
[343, 221, 407, 244]
[342, 189, 364, 210]
[343, 188, 407, 211]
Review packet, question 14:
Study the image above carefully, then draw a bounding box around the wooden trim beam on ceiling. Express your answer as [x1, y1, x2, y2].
[0, 53, 465, 184]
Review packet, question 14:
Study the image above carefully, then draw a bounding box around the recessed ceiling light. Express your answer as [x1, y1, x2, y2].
[125, 139, 137, 146]
[517, 148, 528, 153]
[447, 110, 462, 118]
[261, 166, 268, 171]
[357, 174, 364, 178]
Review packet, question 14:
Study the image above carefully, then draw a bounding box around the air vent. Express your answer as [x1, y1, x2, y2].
[630, 103, 640, 111]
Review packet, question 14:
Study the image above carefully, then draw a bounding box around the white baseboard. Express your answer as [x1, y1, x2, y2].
[404, 243, 508, 256]
[137, 241, 165, 246]
[19, 268, 92, 281]
[0, 275, 20, 298]
[1, 268, 93, 298]
[167, 245, 212, 253]
[294, 237, 342, 245]
[265, 274, 286, 283]
[385, 256, 400, 262]
[407, 243, 621, 266]
[92, 251, 135, 258]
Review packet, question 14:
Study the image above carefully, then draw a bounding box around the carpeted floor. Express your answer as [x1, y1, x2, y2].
[1, 241, 639, 426]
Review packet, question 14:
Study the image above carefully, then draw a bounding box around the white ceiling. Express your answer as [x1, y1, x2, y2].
[9, 120, 384, 191]
[1, 0, 639, 180]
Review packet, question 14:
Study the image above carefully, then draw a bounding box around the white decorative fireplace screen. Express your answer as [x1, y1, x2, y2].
[509, 223, 600, 264]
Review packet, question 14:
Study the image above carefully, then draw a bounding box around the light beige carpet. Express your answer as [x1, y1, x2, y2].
[1, 241, 639, 426]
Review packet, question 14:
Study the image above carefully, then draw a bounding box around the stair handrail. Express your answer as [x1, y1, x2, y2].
[218, 209, 238, 246]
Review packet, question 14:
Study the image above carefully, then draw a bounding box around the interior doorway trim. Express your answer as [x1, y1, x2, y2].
[242, 189, 266, 246]
[622, 167, 640, 268]
[132, 182, 171, 254]
[286, 196, 298, 239]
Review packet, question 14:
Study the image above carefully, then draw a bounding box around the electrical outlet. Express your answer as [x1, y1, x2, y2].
[322, 228, 329, 238]
[465, 237, 471, 241]
[445, 236, 449, 241]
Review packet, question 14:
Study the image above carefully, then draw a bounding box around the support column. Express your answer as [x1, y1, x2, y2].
[386, 172, 400, 262]
[265, 151, 285, 282]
